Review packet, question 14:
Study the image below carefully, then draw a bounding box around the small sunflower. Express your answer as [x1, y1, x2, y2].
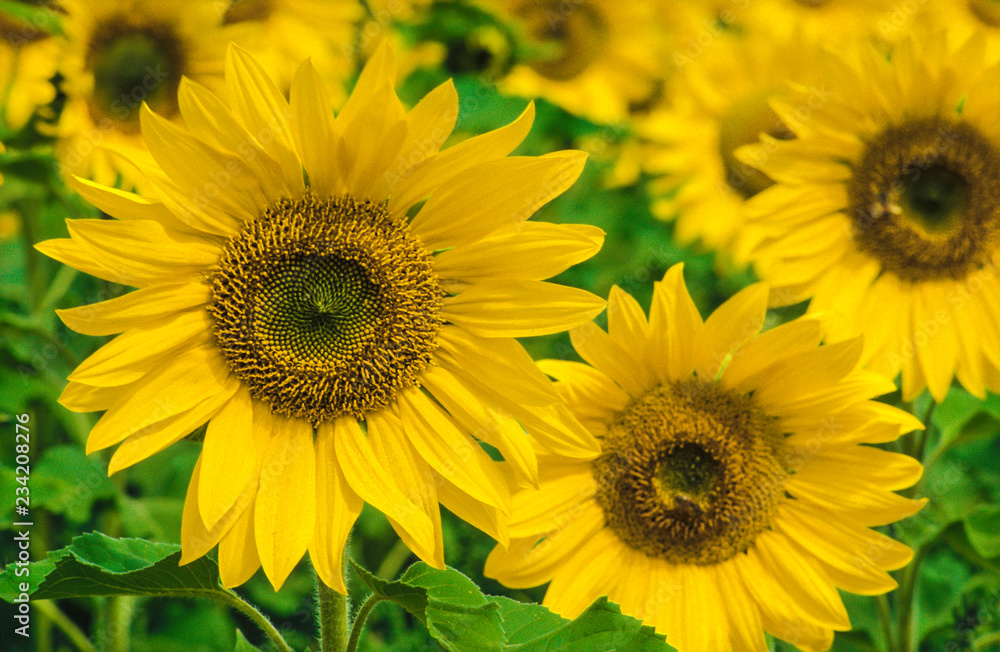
[0, 5, 59, 129]
[733, 0, 896, 45]
[220, 0, 363, 103]
[38, 43, 606, 591]
[488, 0, 668, 124]
[738, 33, 1000, 402]
[640, 31, 818, 262]
[54, 0, 251, 186]
[486, 265, 926, 651]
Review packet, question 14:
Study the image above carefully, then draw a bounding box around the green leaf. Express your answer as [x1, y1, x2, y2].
[354, 562, 674, 651]
[0, 0, 63, 37]
[929, 389, 1000, 462]
[234, 629, 262, 652]
[963, 503, 1000, 559]
[32, 446, 117, 523]
[0, 531, 222, 601]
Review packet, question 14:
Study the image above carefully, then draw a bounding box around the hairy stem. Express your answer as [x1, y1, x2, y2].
[318, 579, 349, 652]
[346, 593, 382, 652]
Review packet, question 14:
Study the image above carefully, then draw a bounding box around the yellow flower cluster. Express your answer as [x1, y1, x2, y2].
[15, 1, 997, 650]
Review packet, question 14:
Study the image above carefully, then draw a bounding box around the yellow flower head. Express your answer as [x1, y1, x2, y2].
[0, 5, 58, 128]
[738, 32, 1000, 402]
[38, 43, 607, 591]
[490, 0, 670, 123]
[54, 0, 251, 186]
[487, 265, 926, 651]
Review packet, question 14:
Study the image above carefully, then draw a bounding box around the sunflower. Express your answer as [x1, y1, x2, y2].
[732, 0, 897, 45]
[37, 43, 606, 591]
[639, 30, 820, 262]
[487, 0, 669, 124]
[486, 265, 926, 651]
[906, 0, 1000, 56]
[220, 0, 363, 104]
[737, 33, 1000, 402]
[0, 4, 59, 129]
[54, 0, 252, 186]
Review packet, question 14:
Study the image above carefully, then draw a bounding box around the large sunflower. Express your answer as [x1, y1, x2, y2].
[0, 4, 58, 129]
[37, 43, 606, 591]
[738, 33, 1000, 402]
[486, 265, 926, 651]
[488, 0, 669, 124]
[54, 0, 252, 186]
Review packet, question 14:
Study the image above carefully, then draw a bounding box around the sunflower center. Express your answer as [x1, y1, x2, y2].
[593, 379, 787, 565]
[969, 0, 1000, 28]
[210, 194, 443, 425]
[518, 1, 607, 81]
[87, 18, 185, 130]
[718, 90, 793, 199]
[848, 118, 1000, 282]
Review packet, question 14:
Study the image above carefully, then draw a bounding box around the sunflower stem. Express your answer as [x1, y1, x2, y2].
[375, 537, 412, 579]
[972, 631, 1000, 651]
[345, 593, 382, 652]
[896, 544, 927, 652]
[876, 593, 896, 652]
[318, 578, 349, 652]
[218, 589, 293, 652]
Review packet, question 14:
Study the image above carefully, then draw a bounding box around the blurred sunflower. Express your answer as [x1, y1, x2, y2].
[911, 0, 1000, 57]
[54, 0, 252, 186]
[489, 0, 668, 124]
[220, 0, 363, 103]
[640, 32, 818, 263]
[738, 33, 1000, 401]
[37, 43, 606, 591]
[0, 4, 59, 129]
[733, 0, 896, 45]
[486, 265, 926, 651]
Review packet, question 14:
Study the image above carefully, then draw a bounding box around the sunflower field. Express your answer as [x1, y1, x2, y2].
[2, 1, 1000, 651]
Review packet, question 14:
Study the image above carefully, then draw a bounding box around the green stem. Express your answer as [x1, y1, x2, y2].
[876, 593, 895, 652]
[318, 579, 349, 652]
[345, 593, 382, 652]
[217, 590, 293, 652]
[896, 545, 927, 652]
[973, 631, 1000, 651]
[106, 595, 136, 652]
[33, 600, 96, 652]
[375, 537, 412, 579]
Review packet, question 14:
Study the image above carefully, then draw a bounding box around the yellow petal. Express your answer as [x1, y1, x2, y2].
[435, 327, 559, 406]
[606, 285, 651, 356]
[383, 79, 458, 190]
[698, 283, 769, 378]
[484, 499, 604, 588]
[69, 311, 212, 387]
[108, 382, 238, 475]
[755, 531, 851, 630]
[433, 222, 605, 283]
[224, 44, 302, 193]
[388, 103, 535, 216]
[419, 365, 538, 488]
[180, 457, 257, 565]
[437, 474, 508, 547]
[310, 422, 363, 594]
[787, 476, 928, 526]
[333, 415, 436, 559]
[569, 321, 651, 397]
[722, 318, 826, 393]
[543, 528, 625, 618]
[648, 264, 704, 380]
[58, 382, 125, 413]
[709, 562, 767, 652]
[35, 238, 130, 286]
[410, 152, 587, 250]
[71, 176, 198, 235]
[176, 77, 291, 198]
[366, 410, 444, 568]
[397, 387, 510, 511]
[199, 385, 256, 530]
[656, 564, 729, 651]
[795, 446, 923, 492]
[218, 494, 261, 588]
[255, 416, 316, 590]
[289, 60, 340, 197]
[57, 282, 210, 336]
[508, 464, 595, 538]
[443, 280, 605, 338]
[750, 337, 864, 409]
[88, 346, 234, 454]
[67, 219, 219, 283]
[535, 359, 628, 423]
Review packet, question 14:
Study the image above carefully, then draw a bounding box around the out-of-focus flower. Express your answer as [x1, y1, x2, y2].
[0, 4, 58, 128]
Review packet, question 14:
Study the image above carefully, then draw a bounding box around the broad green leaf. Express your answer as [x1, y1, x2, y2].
[32, 446, 117, 523]
[963, 503, 1000, 559]
[929, 389, 1000, 462]
[0, 531, 221, 601]
[355, 562, 674, 651]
